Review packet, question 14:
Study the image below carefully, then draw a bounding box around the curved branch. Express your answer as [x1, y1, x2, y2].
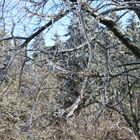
[124, 0, 140, 19]
[100, 5, 140, 15]
[0, 36, 27, 42]
[19, 9, 70, 49]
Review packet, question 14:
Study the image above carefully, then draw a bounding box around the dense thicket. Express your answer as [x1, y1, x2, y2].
[0, 0, 140, 139]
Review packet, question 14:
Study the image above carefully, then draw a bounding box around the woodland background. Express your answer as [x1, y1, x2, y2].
[0, 0, 140, 139]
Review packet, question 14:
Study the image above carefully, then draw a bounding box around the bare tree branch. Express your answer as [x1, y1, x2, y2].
[81, 3, 140, 59]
